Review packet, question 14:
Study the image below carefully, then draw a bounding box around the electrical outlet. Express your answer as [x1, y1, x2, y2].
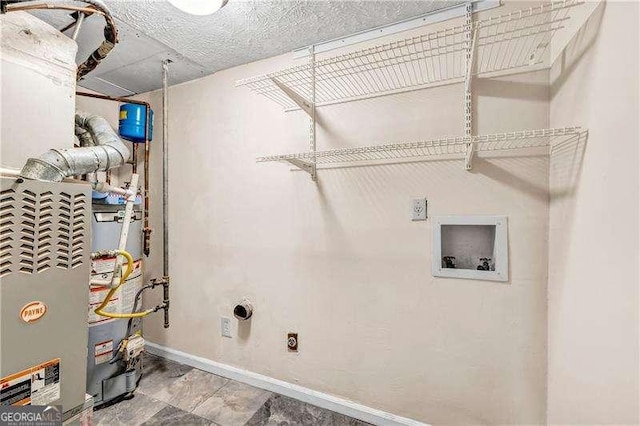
[221, 317, 232, 338]
[412, 198, 427, 221]
[287, 333, 298, 351]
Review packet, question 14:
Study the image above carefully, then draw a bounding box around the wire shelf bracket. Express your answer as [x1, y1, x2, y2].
[284, 158, 315, 174]
[270, 78, 313, 117]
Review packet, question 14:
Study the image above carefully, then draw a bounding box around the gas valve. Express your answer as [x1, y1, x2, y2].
[121, 334, 145, 362]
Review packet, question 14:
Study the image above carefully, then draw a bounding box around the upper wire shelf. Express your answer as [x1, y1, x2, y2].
[237, 0, 583, 110]
[257, 127, 582, 171]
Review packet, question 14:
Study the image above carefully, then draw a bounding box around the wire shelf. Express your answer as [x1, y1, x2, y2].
[257, 127, 582, 170]
[237, 0, 583, 109]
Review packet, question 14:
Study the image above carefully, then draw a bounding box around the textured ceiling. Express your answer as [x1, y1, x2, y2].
[32, 0, 464, 95]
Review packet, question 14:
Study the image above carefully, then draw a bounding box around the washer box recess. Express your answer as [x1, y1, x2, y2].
[432, 216, 508, 282]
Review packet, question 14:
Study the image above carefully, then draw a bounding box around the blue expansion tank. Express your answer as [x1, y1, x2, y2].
[119, 103, 153, 143]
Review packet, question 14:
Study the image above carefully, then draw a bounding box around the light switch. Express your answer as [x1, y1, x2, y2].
[221, 317, 232, 338]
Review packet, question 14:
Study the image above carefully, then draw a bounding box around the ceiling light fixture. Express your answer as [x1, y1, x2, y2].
[167, 0, 228, 16]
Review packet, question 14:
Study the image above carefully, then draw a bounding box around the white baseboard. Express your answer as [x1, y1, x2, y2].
[145, 342, 428, 426]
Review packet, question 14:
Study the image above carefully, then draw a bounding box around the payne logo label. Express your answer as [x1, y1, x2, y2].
[19, 302, 47, 324]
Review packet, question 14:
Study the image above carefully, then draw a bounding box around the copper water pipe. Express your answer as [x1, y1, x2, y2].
[5, 3, 104, 16]
[77, 91, 152, 256]
[76, 91, 148, 106]
[132, 144, 138, 174]
[143, 109, 151, 257]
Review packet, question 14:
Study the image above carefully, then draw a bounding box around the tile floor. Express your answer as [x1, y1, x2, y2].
[94, 353, 370, 425]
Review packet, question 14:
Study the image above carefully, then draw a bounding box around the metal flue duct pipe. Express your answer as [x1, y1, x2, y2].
[20, 111, 129, 181]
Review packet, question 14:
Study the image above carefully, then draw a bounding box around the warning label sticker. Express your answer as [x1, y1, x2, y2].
[94, 340, 114, 365]
[89, 259, 142, 327]
[0, 359, 61, 406]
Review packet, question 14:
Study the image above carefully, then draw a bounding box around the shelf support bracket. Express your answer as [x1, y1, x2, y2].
[464, 138, 475, 170]
[270, 78, 314, 118]
[464, 143, 474, 170]
[285, 159, 316, 177]
[273, 46, 317, 181]
[463, 2, 478, 171]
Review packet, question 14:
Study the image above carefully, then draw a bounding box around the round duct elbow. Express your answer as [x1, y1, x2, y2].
[20, 112, 129, 182]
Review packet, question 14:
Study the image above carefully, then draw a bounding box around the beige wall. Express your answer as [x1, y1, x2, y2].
[137, 12, 552, 423]
[548, 1, 640, 424]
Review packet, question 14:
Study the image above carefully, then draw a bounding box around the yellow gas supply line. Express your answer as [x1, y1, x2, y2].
[93, 250, 154, 319]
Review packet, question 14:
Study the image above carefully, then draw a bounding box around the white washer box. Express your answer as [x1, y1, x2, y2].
[432, 216, 508, 282]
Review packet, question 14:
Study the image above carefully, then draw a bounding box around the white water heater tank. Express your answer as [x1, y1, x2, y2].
[0, 11, 77, 168]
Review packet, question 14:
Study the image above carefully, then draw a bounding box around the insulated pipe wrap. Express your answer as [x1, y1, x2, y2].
[20, 111, 129, 181]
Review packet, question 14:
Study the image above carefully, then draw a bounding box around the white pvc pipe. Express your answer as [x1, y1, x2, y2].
[0, 167, 21, 177]
[109, 173, 139, 287]
[93, 181, 135, 197]
[90, 278, 112, 287]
